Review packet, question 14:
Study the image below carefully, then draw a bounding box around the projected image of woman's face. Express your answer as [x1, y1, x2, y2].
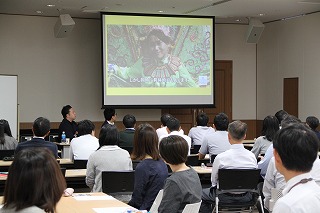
[149, 35, 169, 59]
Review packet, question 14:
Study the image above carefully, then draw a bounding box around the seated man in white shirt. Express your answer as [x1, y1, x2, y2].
[198, 113, 230, 161]
[69, 120, 99, 160]
[272, 123, 320, 213]
[156, 113, 183, 139]
[199, 120, 257, 213]
[188, 112, 214, 148]
[159, 117, 191, 155]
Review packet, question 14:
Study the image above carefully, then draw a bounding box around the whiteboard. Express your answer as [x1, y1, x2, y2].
[0, 75, 18, 139]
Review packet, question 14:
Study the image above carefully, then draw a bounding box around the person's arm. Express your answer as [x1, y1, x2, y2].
[69, 141, 74, 161]
[85, 156, 96, 190]
[263, 157, 277, 210]
[250, 138, 261, 158]
[128, 164, 148, 209]
[258, 144, 273, 178]
[158, 179, 182, 213]
[211, 157, 220, 187]
[198, 136, 209, 160]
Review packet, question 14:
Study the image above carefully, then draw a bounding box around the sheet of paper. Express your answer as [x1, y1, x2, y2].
[73, 195, 116, 201]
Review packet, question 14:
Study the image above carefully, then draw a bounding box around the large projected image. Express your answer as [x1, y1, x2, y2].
[102, 13, 215, 107]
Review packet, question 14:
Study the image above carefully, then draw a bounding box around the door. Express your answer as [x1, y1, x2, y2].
[283, 78, 298, 117]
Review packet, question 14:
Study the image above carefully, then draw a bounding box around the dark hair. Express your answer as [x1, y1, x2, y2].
[273, 123, 319, 172]
[261, 115, 279, 141]
[3, 149, 66, 213]
[160, 113, 172, 126]
[166, 117, 180, 132]
[77, 120, 95, 136]
[98, 125, 119, 147]
[196, 113, 209, 126]
[0, 119, 13, 145]
[131, 123, 160, 161]
[280, 114, 301, 128]
[275, 110, 288, 125]
[306, 116, 319, 131]
[146, 29, 173, 46]
[104, 108, 116, 121]
[228, 120, 247, 140]
[123, 114, 136, 128]
[61, 105, 72, 119]
[33, 117, 50, 137]
[214, 113, 229, 131]
[159, 135, 188, 165]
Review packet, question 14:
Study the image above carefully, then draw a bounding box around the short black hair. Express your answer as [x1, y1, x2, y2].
[280, 114, 301, 128]
[306, 116, 319, 131]
[166, 117, 180, 132]
[228, 120, 247, 140]
[160, 113, 172, 126]
[104, 108, 116, 121]
[77, 120, 95, 136]
[61, 105, 72, 119]
[261, 115, 279, 141]
[123, 114, 136, 128]
[196, 113, 209, 126]
[33, 117, 50, 137]
[273, 123, 319, 172]
[214, 113, 229, 131]
[275, 110, 288, 125]
[98, 125, 119, 147]
[159, 135, 188, 165]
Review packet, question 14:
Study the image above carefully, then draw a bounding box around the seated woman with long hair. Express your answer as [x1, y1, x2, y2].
[128, 123, 168, 211]
[0, 119, 18, 150]
[1, 148, 66, 213]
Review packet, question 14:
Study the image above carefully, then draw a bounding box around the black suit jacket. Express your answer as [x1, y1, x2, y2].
[15, 137, 58, 158]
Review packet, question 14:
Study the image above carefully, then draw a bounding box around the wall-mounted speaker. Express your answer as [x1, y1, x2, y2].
[246, 18, 265, 43]
[54, 14, 75, 38]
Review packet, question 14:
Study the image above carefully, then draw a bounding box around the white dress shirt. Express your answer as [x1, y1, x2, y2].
[199, 130, 231, 157]
[69, 134, 99, 160]
[211, 144, 257, 187]
[156, 126, 184, 140]
[159, 130, 191, 155]
[188, 126, 215, 146]
[273, 173, 320, 213]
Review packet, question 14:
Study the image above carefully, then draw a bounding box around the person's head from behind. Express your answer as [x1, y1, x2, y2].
[0, 119, 13, 145]
[228, 120, 247, 143]
[273, 123, 319, 175]
[280, 114, 301, 128]
[214, 113, 229, 131]
[98, 125, 119, 147]
[160, 113, 172, 127]
[166, 117, 180, 133]
[144, 29, 173, 60]
[306, 116, 319, 131]
[159, 135, 188, 165]
[261, 115, 279, 141]
[131, 123, 160, 161]
[196, 113, 209, 127]
[3, 148, 66, 213]
[32, 117, 50, 137]
[275, 110, 288, 125]
[61, 105, 76, 121]
[77, 120, 95, 137]
[123, 114, 136, 129]
[104, 108, 116, 122]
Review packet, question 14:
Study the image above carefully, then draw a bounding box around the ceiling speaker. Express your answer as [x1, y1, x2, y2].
[246, 18, 265, 43]
[54, 14, 75, 38]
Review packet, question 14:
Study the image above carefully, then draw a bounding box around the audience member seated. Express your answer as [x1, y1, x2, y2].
[159, 117, 191, 155]
[1, 148, 66, 213]
[15, 117, 58, 158]
[258, 114, 301, 178]
[271, 124, 320, 212]
[0, 119, 18, 150]
[101, 108, 117, 128]
[119, 114, 136, 148]
[274, 109, 288, 129]
[198, 113, 230, 160]
[86, 125, 132, 192]
[58, 105, 77, 142]
[188, 112, 214, 147]
[200, 120, 257, 213]
[128, 123, 168, 211]
[306, 116, 320, 141]
[156, 113, 183, 139]
[158, 135, 202, 213]
[251, 115, 279, 158]
[69, 120, 99, 160]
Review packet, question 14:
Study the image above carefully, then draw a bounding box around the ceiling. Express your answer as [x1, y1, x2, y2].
[0, 0, 320, 24]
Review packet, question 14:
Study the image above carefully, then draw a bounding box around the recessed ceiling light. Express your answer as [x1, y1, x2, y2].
[47, 4, 56, 7]
[36, 10, 43, 14]
[235, 19, 241, 22]
[158, 10, 164, 13]
[258, 13, 265, 16]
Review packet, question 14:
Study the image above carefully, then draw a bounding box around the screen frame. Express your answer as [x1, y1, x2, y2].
[101, 12, 215, 109]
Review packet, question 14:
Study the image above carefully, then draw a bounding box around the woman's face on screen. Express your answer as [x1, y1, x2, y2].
[148, 35, 169, 60]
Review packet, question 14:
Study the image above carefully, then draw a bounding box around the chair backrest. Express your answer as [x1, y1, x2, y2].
[182, 201, 202, 213]
[218, 169, 261, 191]
[149, 189, 164, 213]
[192, 145, 201, 154]
[60, 167, 66, 177]
[0, 150, 15, 160]
[210, 154, 217, 163]
[186, 155, 199, 166]
[132, 160, 141, 170]
[102, 170, 135, 194]
[73, 159, 88, 169]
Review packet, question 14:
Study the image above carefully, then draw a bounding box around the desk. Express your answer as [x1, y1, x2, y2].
[66, 169, 86, 178]
[192, 166, 212, 174]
